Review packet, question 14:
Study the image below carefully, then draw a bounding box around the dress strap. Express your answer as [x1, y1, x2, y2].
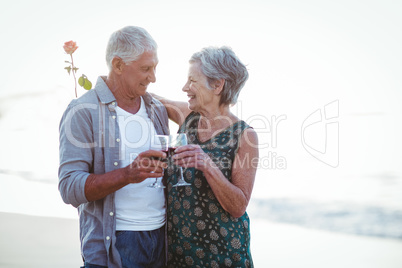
[178, 112, 199, 133]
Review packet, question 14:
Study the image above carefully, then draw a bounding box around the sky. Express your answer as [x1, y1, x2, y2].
[0, 0, 402, 216]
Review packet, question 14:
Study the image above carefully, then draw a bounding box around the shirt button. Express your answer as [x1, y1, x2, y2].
[116, 138, 120, 142]
[112, 102, 116, 106]
[114, 162, 118, 166]
[106, 236, 110, 240]
[112, 115, 116, 119]
[109, 212, 114, 216]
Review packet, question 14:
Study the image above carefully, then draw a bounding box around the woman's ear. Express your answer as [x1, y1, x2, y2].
[111, 57, 124, 75]
[213, 78, 225, 95]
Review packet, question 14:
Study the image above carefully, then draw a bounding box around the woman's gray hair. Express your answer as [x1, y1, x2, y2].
[190, 46, 249, 106]
[106, 26, 157, 71]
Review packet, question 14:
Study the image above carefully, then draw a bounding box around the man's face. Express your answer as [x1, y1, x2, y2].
[120, 50, 158, 98]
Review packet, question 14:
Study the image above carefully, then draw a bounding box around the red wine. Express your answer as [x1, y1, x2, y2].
[150, 147, 176, 162]
[168, 147, 177, 158]
[150, 149, 169, 162]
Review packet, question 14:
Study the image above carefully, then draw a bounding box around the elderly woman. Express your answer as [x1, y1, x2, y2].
[156, 46, 258, 267]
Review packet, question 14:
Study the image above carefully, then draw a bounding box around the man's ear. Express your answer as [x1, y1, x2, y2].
[111, 57, 124, 74]
[213, 78, 225, 95]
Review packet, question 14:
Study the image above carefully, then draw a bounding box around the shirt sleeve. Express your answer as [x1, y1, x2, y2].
[58, 100, 97, 207]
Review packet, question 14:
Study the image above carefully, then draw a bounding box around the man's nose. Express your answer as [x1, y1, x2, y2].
[148, 68, 156, 83]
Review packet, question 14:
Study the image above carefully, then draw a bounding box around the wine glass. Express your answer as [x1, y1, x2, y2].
[171, 133, 191, 187]
[148, 135, 168, 188]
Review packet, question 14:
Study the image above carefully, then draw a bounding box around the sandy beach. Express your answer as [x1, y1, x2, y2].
[1, 212, 402, 268]
[0, 212, 81, 268]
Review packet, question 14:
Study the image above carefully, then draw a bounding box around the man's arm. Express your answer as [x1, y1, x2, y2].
[58, 102, 166, 207]
[58, 102, 96, 207]
[151, 93, 191, 126]
[84, 150, 166, 202]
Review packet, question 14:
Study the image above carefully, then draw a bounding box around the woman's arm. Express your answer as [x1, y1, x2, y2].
[151, 93, 191, 126]
[174, 128, 259, 218]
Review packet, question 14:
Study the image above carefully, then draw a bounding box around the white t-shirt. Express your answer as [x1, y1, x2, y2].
[114, 97, 165, 231]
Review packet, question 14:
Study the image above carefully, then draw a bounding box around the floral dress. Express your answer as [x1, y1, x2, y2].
[166, 112, 254, 268]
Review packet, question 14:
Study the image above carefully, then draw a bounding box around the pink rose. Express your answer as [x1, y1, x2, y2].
[63, 41, 78, 54]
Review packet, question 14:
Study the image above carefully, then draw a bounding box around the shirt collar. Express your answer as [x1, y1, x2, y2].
[94, 76, 116, 104]
[142, 91, 154, 106]
[94, 75, 154, 106]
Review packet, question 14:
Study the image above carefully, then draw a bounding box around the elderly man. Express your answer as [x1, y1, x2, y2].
[59, 26, 169, 268]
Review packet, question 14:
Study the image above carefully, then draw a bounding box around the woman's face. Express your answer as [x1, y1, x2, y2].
[182, 62, 215, 112]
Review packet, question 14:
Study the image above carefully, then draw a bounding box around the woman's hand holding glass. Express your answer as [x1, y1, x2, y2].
[173, 144, 213, 173]
[170, 134, 191, 187]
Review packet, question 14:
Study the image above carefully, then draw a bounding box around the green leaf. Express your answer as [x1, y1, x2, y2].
[78, 75, 93, 90]
[78, 76, 84, 87]
[65, 61, 71, 64]
[84, 79, 92, 90]
[73, 67, 79, 73]
[64, 66, 71, 75]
